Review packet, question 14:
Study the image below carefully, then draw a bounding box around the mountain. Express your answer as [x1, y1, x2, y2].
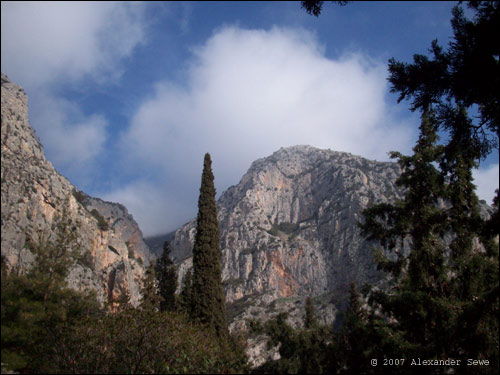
[1, 73, 154, 306]
[171, 145, 404, 333]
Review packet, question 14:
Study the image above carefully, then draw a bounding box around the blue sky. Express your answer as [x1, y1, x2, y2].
[2, 1, 498, 237]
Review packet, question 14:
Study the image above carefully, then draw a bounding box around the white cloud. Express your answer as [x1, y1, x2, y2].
[29, 91, 108, 173]
[1, 1, 146, 88]
[473, 164, 499, 205]
[1, 1, 147, 181]
[123, 27, 415, 181]
[113, 26, 417, 235]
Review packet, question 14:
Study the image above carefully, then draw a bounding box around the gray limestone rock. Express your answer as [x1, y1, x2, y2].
[1, 73, 154, 307]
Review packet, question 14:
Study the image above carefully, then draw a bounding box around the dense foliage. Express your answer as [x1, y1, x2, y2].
[48, 307, 247, 374]
[360, 111, 499, 373]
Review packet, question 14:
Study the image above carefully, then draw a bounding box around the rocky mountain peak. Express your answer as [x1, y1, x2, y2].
[171, 144, 403, 332]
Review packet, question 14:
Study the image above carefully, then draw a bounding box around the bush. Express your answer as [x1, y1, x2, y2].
[77, 250, 94, 270]
[278, 222, 299, 234]
[1, 235, 102, 374]
[51, 309, 248, 374]
[2, 254, 248, 374]
[267, 222, 299, 237]
[90, 209, 109, 231]
[127, 242, 135, 260]
[136, 256, 144, 266]
[72, 188, 86, 205]
[267, 226, 279, 237]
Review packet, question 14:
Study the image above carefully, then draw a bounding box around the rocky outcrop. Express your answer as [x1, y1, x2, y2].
[1, 73, 153, 306]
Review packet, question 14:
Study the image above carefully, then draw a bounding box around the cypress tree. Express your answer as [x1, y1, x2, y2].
[190, 153, 228, 338]
[155, 241, 177, 312]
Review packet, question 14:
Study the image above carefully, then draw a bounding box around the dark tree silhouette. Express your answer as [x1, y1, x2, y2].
[190, 153, 228, 339]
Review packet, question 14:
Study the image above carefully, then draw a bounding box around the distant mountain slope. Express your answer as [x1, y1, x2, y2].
[1, 73, 153, 306]
[145, 231, 176, 257]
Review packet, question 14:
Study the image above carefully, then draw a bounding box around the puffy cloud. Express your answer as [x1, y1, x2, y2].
[1, 1, 146, 88]
[473, 164, 499, 205]
[123, 27, 415, 181]
[112, 26, 416, 235]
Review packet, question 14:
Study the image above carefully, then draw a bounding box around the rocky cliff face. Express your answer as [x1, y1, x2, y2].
[172, 145, 404, 334]
[1, 73, 153, 306]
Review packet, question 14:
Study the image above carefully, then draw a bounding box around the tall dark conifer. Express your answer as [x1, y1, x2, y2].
[155, 241, 177, 312]
[190, 153, 228, 339]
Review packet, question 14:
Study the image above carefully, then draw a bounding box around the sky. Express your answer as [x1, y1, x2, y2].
[2, 1, 498, 237]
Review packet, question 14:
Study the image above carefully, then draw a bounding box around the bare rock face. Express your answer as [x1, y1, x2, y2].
[1, 73, 153, 306]
[172, 145, 403, 310]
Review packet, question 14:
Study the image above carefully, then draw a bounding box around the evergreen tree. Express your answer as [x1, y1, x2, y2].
[335, 283, 380, 374]
[156, 240, 178, 312]
[387, 2, 499, 155]
[179, 268, 193, 313]
[190, 153, 228, 339]
[301, 1, 348, 17]
[360, 110, 499, 368]
[141, 263, 163, 312]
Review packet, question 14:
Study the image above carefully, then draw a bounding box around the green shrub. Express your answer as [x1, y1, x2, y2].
[127, 242, 135, 259]
[77, 250, 94, 270]
[267, 222, 299, 237]
[90, 209, 109, 231]
[72, 188, 86, 205]
[267, 226, 279, 237]
[278, 222, 299, 234]
[136, 256, 144, 266]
